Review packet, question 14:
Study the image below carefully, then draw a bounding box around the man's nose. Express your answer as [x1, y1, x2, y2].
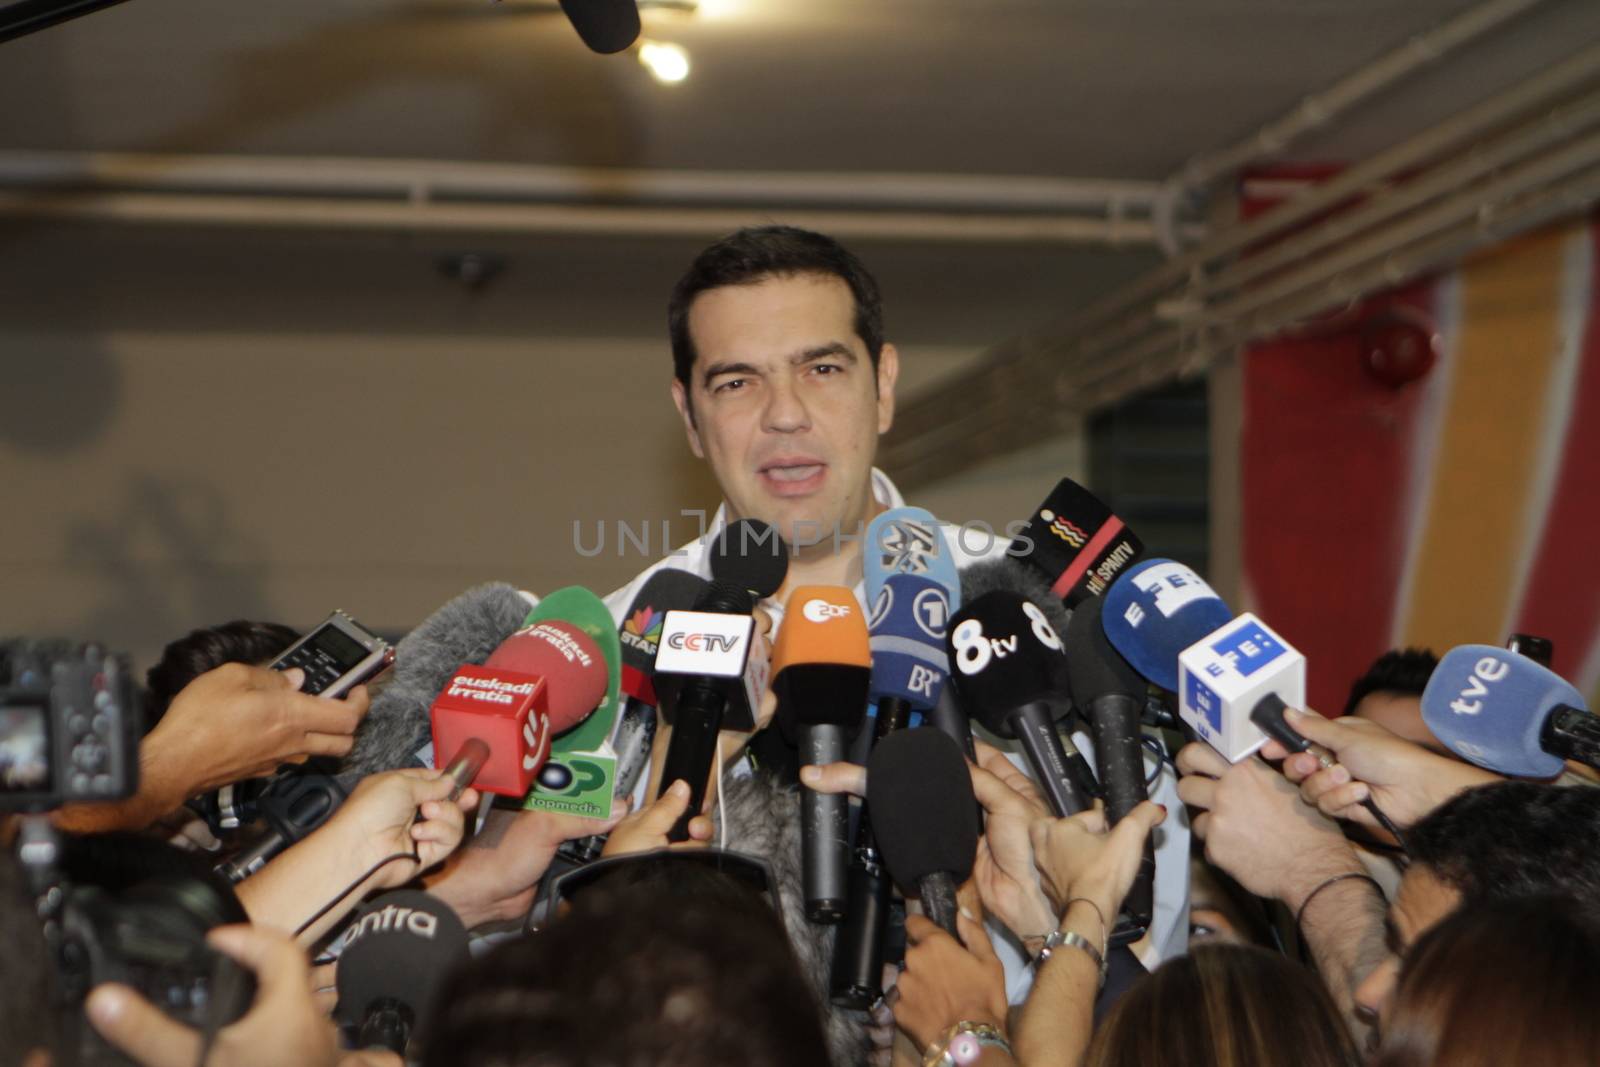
[762, 377, 811, 433]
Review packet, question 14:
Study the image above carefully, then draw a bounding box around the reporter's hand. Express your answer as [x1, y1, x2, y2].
[151, 664, 371, 797]
[1263, 708, 1500, 830]
[1176, 742, 1362, 910]
[86, 925, 338, 1067]
[426, 802, 626, 928]
[800, 760, 867, 798]
[333, 769, 479, 887]
[1029, 799, 1165, 924]
[601, 779, 714, 857]
[895, 911, 1009, 1053]
[970, 741, 1056, 941]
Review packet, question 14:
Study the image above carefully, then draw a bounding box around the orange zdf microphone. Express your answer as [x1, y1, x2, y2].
[773, 586, 871, 924]
[429, 621, 608, 799]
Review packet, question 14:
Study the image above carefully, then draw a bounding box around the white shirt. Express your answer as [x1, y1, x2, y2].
[600, 467, 1189, 1000]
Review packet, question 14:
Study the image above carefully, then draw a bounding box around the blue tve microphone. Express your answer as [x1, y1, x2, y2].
[1421, 645, 1597, 778]
[1101, 559, 1234, 693]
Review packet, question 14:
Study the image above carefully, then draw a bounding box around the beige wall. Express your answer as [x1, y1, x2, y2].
[0, 330, 1082, 671]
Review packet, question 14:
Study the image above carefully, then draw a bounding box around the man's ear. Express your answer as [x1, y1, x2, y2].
[875, 343, 900, 435]
[670, 378, 705, 459]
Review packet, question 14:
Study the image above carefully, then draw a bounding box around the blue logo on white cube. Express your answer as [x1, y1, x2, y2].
[1210, 623, 1286, 678]
[1185, 673, 1222, 735]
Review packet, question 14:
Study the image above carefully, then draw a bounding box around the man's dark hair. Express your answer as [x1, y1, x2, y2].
[1343, 647, 1439, 715]
[667, 225, 884, 416]
[143, 620, 299, 731]
[421, 861, 830, 1067]
[1407, 781, 1600, 906]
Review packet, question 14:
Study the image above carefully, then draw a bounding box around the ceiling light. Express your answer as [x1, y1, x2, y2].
[638, 38, 690, 83]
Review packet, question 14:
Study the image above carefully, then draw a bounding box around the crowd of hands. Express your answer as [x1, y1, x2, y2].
[18, 650, 1552, 1067]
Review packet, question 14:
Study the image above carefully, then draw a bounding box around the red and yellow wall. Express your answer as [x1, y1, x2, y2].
[1239, 212, 1600, 714]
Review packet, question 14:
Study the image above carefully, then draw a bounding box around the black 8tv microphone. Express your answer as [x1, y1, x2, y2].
[654, 519, 788, 841]
[949, 588, 1095, 817]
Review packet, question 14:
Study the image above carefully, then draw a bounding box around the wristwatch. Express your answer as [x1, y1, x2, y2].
[921, 1021, 1012, 1067]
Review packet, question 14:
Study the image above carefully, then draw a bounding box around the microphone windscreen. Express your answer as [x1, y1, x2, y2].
[959, 558, 1071, 644]
[868, 729, 978, 887]
[1421, 644, 1583, 778]
[335, 890, 468, 1031]
[709, 519, 789, 599]
[866, 573, 952, 709]
[1101, 559, 1233, 693]
[617, 569, 708, 705]
[486, 622, 608, 734]
[865, 507, 961, 608]
[343, 582, 532, 776]
[1064, 596, 1145, 705]
[558, 0, 640, 54]
[773, 586, 871, 738]
[948, 591, 1068, 738]
[1018, 478, 1145, 605]
[520, 587, 623, 758]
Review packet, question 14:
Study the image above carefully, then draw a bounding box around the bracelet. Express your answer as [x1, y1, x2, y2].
[1032, 929, 1107, 988]
[1065, 897, 1107, 938]
[921, 1021, 1011, 1067]
[1294, 872, 1384, 930]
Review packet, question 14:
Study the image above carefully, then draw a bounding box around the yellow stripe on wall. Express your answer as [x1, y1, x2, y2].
[1399, 227, 1567, 652]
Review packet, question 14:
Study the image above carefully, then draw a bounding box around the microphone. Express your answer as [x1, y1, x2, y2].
[830, 571, 952, 1007]
[214, 771, 350, 884]
[431, 619, 609, 798]
[949, 581, 1095, 817]
[558, 0, 641, 54]
[343, 582, 534, 776]
[1018, 478, 1146, 605]
[773, 586, 871, 924]
[1421, 645, 1598, 777]
[1100, 558, 1234, 694]
[567, 569, 708, 864]
[655, 519, 788, 840]
[1064, 596, 1153, 939]
[866, 728, 979, 938]
[335, 890, 468, 1054]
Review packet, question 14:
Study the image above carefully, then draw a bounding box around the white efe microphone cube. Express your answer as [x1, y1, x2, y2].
[1178, 612, 1305, 763]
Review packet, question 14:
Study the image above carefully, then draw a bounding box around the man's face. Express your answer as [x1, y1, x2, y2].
[671, 273, 898, 554]
[1354, 863, 1461, 1027]
[1352, 691, 1452, 756]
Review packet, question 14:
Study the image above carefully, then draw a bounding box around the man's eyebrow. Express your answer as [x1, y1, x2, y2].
[793, 342, 857, 366]
[701, 361, 761, 387]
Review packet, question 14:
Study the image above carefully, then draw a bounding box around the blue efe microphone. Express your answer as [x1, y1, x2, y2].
[1101, 558, 1234, 693]
[1421, 645, 1598, 778]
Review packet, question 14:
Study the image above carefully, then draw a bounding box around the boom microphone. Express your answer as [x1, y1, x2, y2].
[1421, 645, 1599, 777]
[773, 586, 871, 924]
[1017, 478, 1145, 605]
[343, 582, 533, 776]
[867, 729, 979, 939]
[336, 890, 468, 1053]
[655, 519, 788, 840]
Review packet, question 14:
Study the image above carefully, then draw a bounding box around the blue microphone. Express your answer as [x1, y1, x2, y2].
[865, 506, 960, 603]
[1421, 645, 1597, 778]
[1101, 558, 1234, 693]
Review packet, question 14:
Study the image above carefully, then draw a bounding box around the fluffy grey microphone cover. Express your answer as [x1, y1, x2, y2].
[341, 582, 532, 776]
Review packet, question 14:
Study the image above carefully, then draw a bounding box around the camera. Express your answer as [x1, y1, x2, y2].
[1, 641, 140, 812]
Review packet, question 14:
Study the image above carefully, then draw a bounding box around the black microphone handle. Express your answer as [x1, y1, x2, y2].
[927, 684, 977, 762]
[918, 871, 961, 941]
[830, 822, 891, 1008]
[802, 723, 850, 923]
[658, 684, 726, 842]
[1009, 701, 1094, 817]
[215, 827, 286, 884]
[1544, 703, 1600, 770]
[357, 998, 414, 1053]
[568, 695, 658, 863]
[1087, 693, 1154, 936]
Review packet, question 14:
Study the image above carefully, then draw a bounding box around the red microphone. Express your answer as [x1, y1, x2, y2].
[430, 621, 607, 798]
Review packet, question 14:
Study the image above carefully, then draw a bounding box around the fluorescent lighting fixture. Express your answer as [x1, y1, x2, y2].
[638, 38, 690, 83]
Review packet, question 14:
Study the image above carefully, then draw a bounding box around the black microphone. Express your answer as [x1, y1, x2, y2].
[867, 729, 979, 939]
[215, 771, 350, 885]
[949, 581, 1096, 817]
[335, 890, 468, 1054]
[655, 520, 788, 840]
[558, 0, 641, 53]
[342, 582, 533, 777]
[1064, 596, 1153, 941]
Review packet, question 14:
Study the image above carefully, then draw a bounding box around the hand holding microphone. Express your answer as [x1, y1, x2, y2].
[601, 779, 715, 857]
[1028, 799, 1166, 933]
